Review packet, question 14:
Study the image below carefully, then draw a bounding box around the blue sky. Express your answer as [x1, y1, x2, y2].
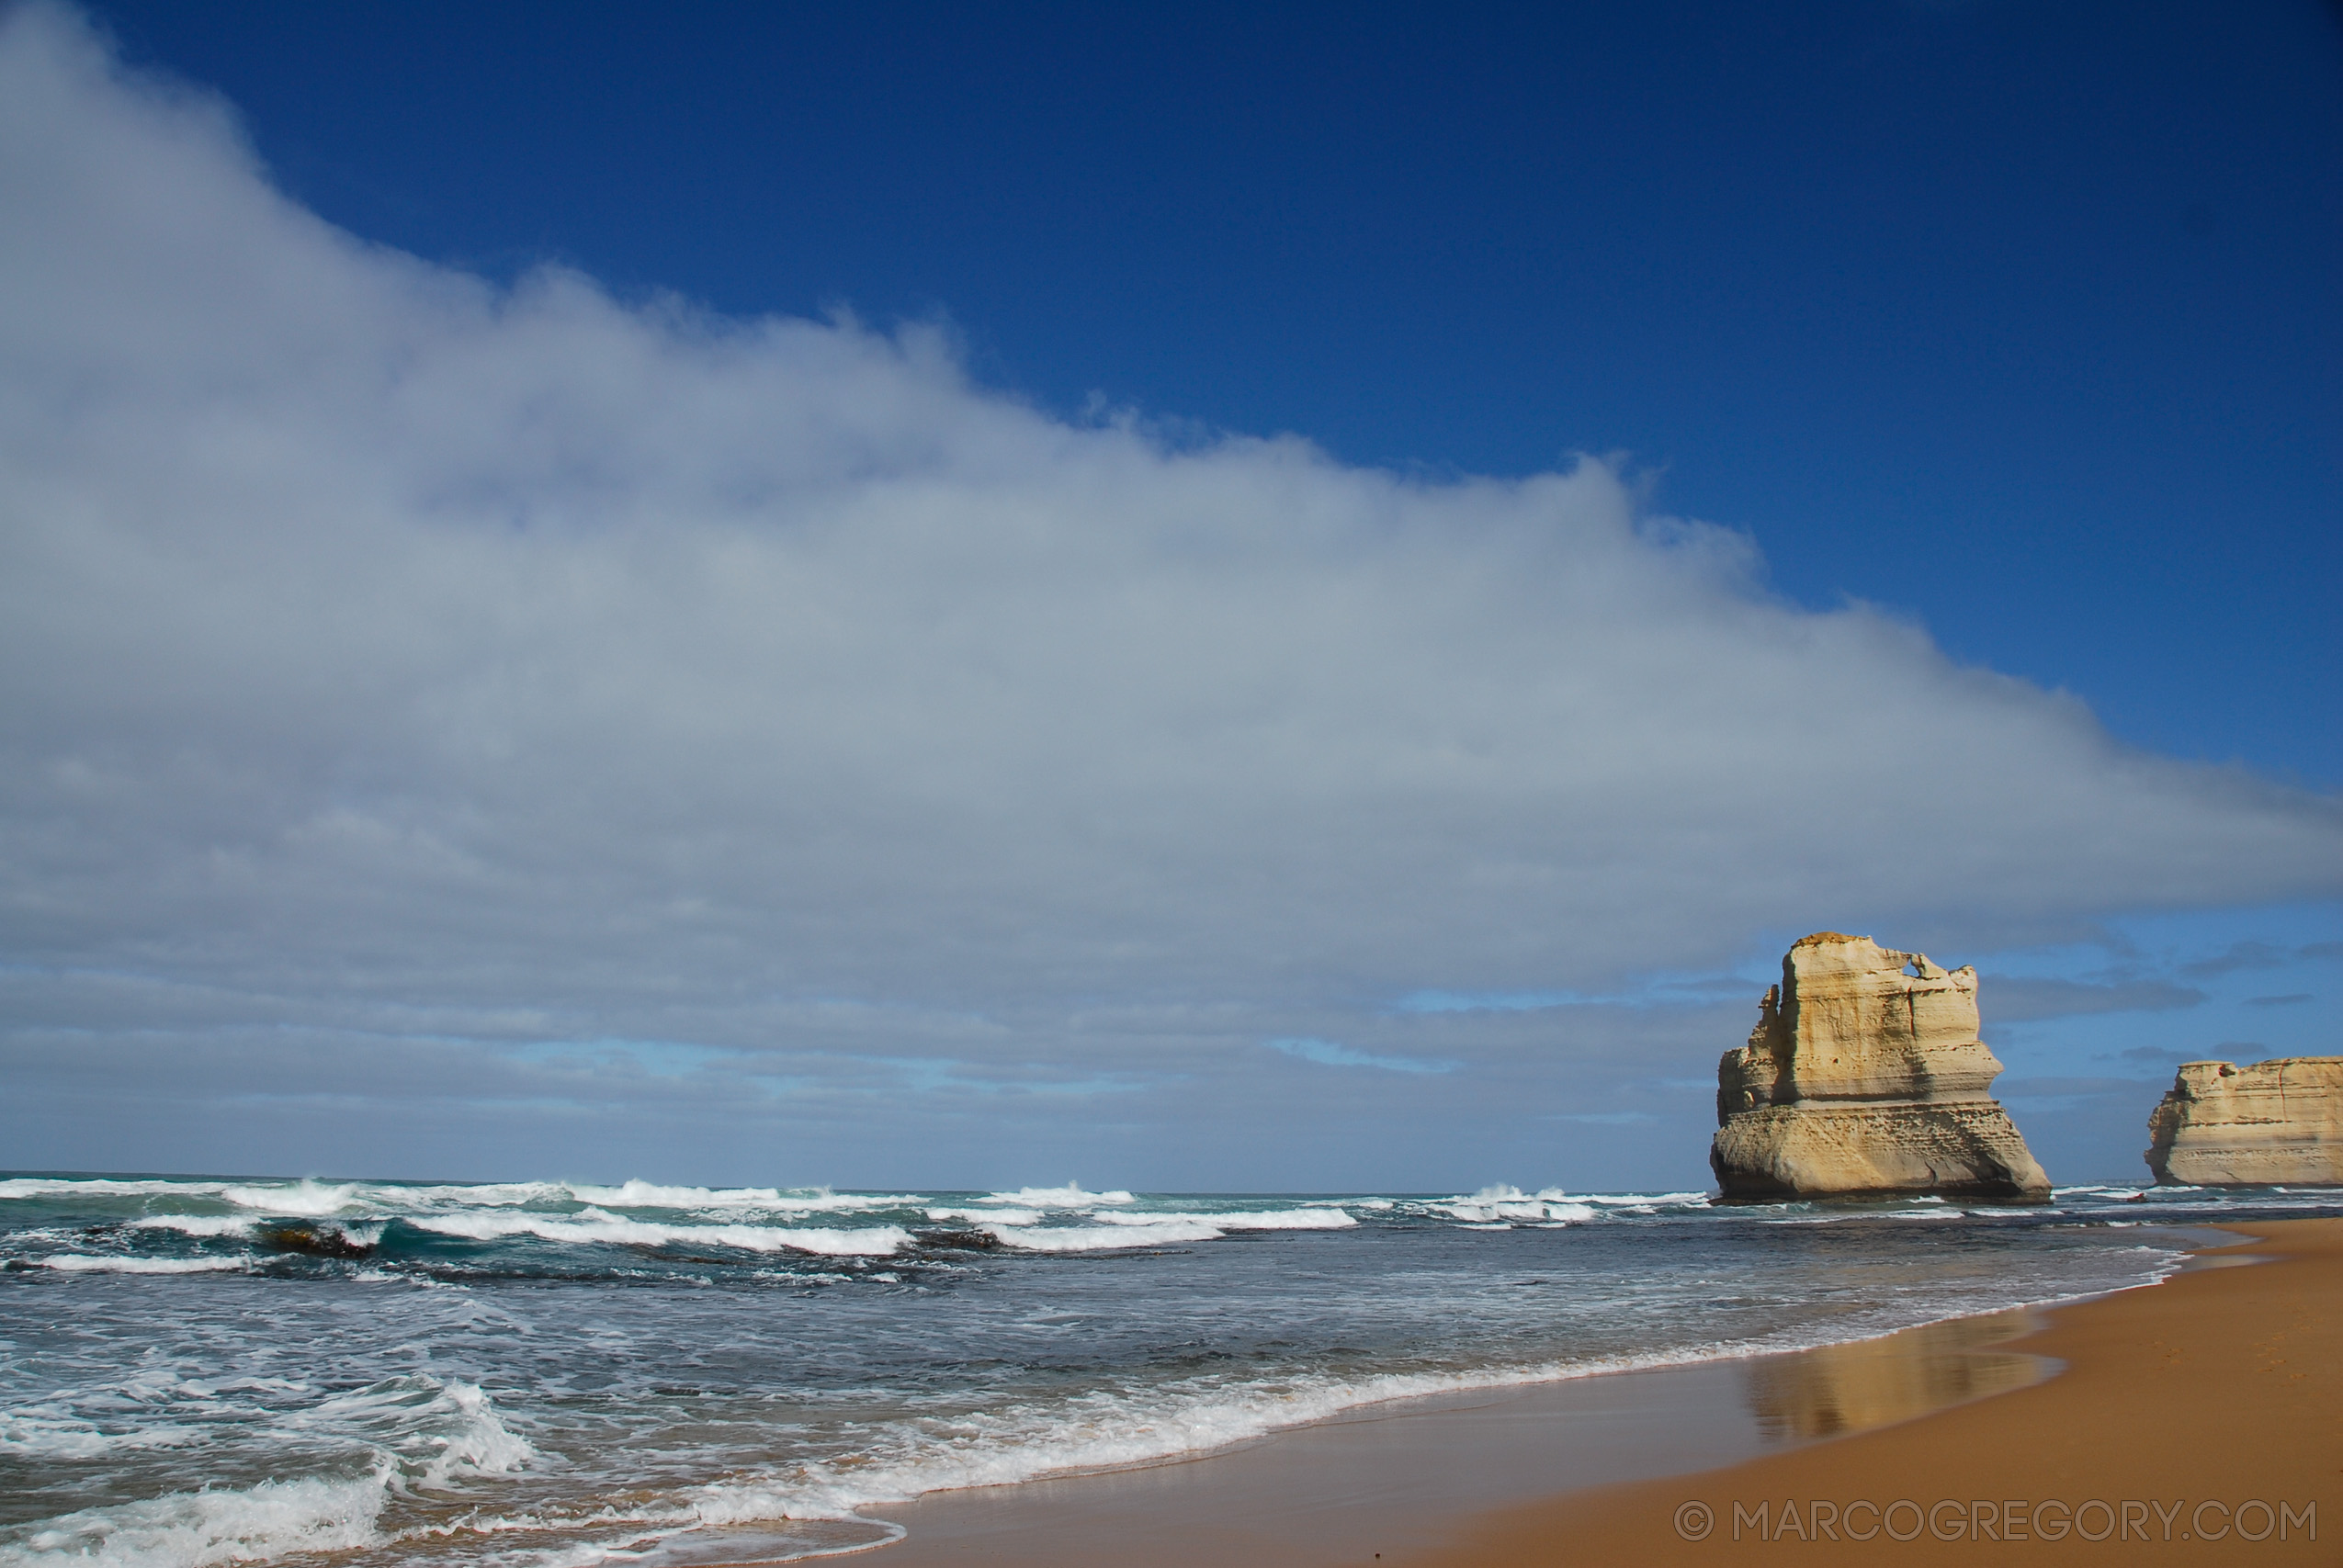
[2, 1, 2338, 1189]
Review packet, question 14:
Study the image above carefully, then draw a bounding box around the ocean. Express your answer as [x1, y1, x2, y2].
[4, 1173, 2337, 1567]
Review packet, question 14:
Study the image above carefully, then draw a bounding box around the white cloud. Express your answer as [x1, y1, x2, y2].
[2, 4, 2339, 1183]
[1265, 1038, 1456, 1075]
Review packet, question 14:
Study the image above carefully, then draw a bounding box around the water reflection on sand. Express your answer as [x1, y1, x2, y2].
[1741, 1307, 2050, 1443]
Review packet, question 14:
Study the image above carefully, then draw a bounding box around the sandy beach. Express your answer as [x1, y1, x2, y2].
[1403, 1218, 2339, 1567]
[830, 1219, 2338, 1567]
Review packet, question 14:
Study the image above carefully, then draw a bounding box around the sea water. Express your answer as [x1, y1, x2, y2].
[3, 1174, 2336, 1567]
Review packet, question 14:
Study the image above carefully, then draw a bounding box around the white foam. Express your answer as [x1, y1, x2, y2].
[243, 1377, 538, 1502]
[0, 1415, 205, 1460]
[406, 1382, 539, 1488]
[1091, 1209, 1356, 1231]
[34, 1255, 247, 1275]
[0, 1468, 388, 1567]
[1432, 1186, 1595, 1224]
[1760, 1206, 1972, 1225]
[128, 1215, 255, 1237]
[985, 1222, 1224, 1252]
[391, 1180, 572, 1209]
[300, 1179, 926, 1218]
[219, 1180, 360, 1216]
[403, 1213, 909, 1257]
[391, 1502, 684, 1546]
[982, 1185, 1135, 1208]
[601, 1519, 907, 1565]
[0, 1178, 238, 1200]
[1577, 1190, 1710, 1207]
[745, 1191, 926, 1214]
[566, 1179, 789, 1209]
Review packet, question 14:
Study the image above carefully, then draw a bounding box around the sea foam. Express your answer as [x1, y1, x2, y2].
[1431, 1186, 1596, 1224]
[34, 1256, 248, 1275]
[0, 1376, 538, 1568]
[0, 1471, 389, 1568]
[220, 1181, 361, 1216]
[404, 1212, 910, 1257]
[984, 1221, 1226, 1252]
[128, 1215, 255, 1238]
[1091, 1208, 1356, 1231]
[982, 1184, 1135, 1207]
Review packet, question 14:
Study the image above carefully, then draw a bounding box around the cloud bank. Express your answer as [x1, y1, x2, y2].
[3, 6, 2339, 1184]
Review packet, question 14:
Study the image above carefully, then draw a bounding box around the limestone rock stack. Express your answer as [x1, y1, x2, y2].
[2145, 1057, 2343, 1186]
[1710, 933, 2051, 1200]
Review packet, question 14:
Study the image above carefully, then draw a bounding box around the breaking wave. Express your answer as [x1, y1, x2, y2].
[0, 1376, 535, 1568]
[402, 1211, 911, 1258]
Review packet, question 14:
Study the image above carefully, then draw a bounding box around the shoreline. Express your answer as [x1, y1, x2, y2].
[1398, 1217, 2339, 1566]
[657, 1217, 2341, 1567]
[696, 1228, 2234, 1567]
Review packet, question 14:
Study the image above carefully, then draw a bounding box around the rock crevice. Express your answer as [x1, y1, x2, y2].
[1711, 932, 2050, 1200]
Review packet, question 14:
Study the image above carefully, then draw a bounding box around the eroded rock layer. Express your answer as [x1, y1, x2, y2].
[2145, 1057, 2343, 1187]
[1711, 933, 2050, 1200]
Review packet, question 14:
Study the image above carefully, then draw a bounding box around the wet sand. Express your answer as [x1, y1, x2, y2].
[846, 1311, 2044, 1568]
[1402, 1218, 2339, 1566]
[861, 1302, 2052, 1567]
[676, 1219, 2337, 1566]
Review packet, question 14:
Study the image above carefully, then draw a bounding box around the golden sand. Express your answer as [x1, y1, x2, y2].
[1399, 1219, 2341, 1566]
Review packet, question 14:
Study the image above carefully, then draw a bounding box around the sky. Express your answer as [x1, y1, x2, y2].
[2, 0, 2339, 1190]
